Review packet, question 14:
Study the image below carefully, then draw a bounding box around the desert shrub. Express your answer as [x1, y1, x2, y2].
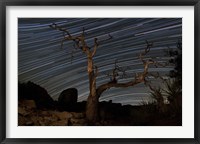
[164, 79, 182, 116]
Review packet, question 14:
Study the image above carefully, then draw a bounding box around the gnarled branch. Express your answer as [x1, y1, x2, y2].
[96, 41, 156, 98]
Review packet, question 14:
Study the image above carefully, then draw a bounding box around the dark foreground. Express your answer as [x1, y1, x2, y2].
[18, 81, 181, 126]
[18, 99, 181, 126]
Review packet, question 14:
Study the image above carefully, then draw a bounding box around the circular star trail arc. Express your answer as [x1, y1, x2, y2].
[18, 18, 182, 105]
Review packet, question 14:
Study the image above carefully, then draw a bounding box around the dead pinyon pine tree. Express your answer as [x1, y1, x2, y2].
[50, 23, 161, 123]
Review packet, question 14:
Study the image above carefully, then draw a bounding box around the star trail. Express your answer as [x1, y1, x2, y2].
[18, 18, 182, 105]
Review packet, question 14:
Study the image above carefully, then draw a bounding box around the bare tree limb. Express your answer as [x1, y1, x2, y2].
[92, 38, 98, 57]
[96, 42, 155, 98]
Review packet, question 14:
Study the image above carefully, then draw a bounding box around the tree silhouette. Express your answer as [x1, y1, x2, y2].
[50, 23, 164, 123]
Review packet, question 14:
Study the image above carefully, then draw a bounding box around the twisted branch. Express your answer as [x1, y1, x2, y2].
[96, 41, 156, 98]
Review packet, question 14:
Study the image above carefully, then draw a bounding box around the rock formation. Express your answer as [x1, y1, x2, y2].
[58, 88, 78, 111]
[18, 81, 55, 109]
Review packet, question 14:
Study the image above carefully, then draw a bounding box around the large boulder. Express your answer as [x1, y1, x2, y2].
[18, 81, 55, 109]
[58, 88, 78, 110]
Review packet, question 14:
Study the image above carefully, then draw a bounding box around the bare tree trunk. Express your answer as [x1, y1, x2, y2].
[86, 94, 99, 124]
[85, 56, 99, 123]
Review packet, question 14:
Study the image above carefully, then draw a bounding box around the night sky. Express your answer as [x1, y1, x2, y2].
[18, 18, 182, 105]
